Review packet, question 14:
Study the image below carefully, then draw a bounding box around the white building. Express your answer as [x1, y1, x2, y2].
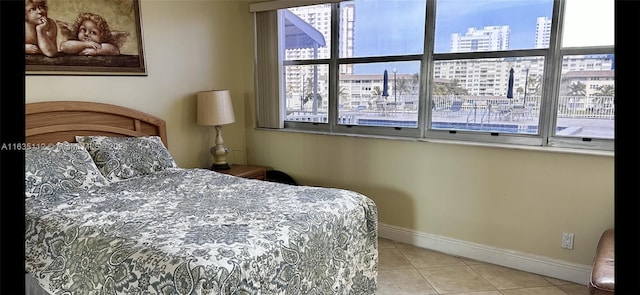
[338, 73, 421, 109]
[561, 55, 614, 73]
[284, 10, 613, 112]
[432, 54, 612, 99]
[285, 4, 355, 71]
[285, 4, 355, 110]
[535, 17, 552, 48]
[437, 22, 613, 98]
[560, 70, 614, 96]
[450, 26, 510, 52]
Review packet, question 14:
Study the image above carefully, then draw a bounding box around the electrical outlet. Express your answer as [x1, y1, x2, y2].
[561, 232, 574, 249]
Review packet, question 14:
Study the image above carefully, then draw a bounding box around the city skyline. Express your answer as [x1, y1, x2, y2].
[351, 0, 553, 74]
[281, 1, 614, 142]
[283, 0, 613, 103]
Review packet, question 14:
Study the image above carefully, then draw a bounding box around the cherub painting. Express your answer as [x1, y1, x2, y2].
[58, 12, 129, 56]
[25, 0, 58, 57]
[25, 0, 146, 75]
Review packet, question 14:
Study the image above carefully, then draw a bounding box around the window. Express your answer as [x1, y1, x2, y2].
[252, 0, 614, 151]
[550, 0, 614, 148]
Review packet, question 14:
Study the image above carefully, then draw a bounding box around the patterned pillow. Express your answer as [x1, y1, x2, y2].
[25, 142, 108, 198]
[75, 135, 178, 181]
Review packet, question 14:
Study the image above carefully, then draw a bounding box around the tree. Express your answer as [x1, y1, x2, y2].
[338, 86, 348, 106]
[567, 81, 586, 96]
[526, 75, 542, 96]
[303, 93, 322, 107]
[447, 79, 469, 95]
[563, 81, 587, 111]
[594, 85, 614, 96]
[411, 73, 420, 95]
[433, 84, 449, 95]
[301, 76, 319, 107]
[393, 78, 411, 102]
[371, 86, 382, 96]
[590, 85, 615, 112]
[432, 79, 468, 96]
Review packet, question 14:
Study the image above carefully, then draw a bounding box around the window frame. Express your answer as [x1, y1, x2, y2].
[259, 0, 614, 152]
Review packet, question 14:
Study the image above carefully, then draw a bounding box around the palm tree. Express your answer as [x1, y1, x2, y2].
[564, 81, 586, 111]
[432, 79, 469, 96]
[411, 73, 420, 95]
[338, 86, 348, 108]
[371, 86, 382, 96]
[393, 78, 411, 103]
[526, 75, 542, 96]
[433, 84, 449, 96]
[431, 79, 468, 110]
[590, 85, 615, 112]
[447, 79, 469, 95]
[303, 93, 322, 108]
[595, 85, 614, 96]
[567, 81, 586, 96]
[300, 76, 323, 112]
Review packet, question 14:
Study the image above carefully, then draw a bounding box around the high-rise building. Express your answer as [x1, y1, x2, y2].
[285, 4, 355, 110]
[338, 3, 355, 75]
[287, 4, 355, 72]
[450, 26, 510, 52]
[284, 9, 612, 111]
[534, 17, 552, 48]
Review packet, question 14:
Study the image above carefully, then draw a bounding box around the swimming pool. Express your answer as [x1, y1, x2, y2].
[356, 119, 566, 134]
[432, 122, 539, 134]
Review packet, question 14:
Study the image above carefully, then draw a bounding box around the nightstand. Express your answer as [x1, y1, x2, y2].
[217, 164, 266, 180]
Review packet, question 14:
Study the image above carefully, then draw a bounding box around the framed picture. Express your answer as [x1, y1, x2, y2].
[25, 0, 146, 75]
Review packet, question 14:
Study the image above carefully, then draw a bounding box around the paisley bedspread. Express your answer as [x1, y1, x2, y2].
[25, 168, 378, 295]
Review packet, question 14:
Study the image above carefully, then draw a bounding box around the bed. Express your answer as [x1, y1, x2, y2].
[25, 101, 378, 295]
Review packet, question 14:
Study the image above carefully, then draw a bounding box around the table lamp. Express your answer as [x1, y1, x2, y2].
[197, 89, 235, 170]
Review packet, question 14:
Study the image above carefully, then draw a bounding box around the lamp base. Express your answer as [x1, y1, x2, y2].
[211, 163, 231, 171]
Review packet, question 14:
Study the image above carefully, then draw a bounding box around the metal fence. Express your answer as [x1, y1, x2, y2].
[430, 95, 614, 120]
[286, 95, 614, 122]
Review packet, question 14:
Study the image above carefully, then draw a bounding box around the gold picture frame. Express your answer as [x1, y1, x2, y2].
[25, 0, 146, 75]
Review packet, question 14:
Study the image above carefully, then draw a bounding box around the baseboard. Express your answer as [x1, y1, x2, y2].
[378, 223, 592, 285]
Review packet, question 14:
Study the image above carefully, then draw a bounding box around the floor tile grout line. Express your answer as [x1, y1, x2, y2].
[466, 263, 509, 294]
[392, 241, 441, 293]
[378, 238, 585, 295]
[394, 241, 505, 295]
[470, 263, 563, 292]
[397, 239, 506, 294]
[390, 240, 447, 294]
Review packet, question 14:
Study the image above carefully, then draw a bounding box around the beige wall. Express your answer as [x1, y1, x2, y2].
[27, 0, 254, 169]
[26, 0, 614, 267]
[245, 130, 614, 265]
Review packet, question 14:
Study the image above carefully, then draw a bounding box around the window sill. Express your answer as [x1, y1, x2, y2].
[255, 127, 614, 157]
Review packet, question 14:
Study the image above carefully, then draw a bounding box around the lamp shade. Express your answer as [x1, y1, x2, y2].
[197, 90, 236, 126]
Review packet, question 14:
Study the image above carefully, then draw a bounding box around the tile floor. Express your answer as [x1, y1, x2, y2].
[376, 238, 589, 295]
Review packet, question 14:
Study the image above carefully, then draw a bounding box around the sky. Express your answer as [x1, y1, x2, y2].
[348, 0, 554, 75]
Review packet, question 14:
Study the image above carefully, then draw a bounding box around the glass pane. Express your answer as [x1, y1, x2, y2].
[430, 56, 544, 134]
[283, 4, 332, 60]
[434, 0, 553, 53]
[555, 54, 614, 139]
[562, 0, 614, 47]
[284, 64, 330, 123]
[338, 61, 421, 127]
[339, 0, 426, 58]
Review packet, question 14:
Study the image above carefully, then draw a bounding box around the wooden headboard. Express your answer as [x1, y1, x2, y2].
[26, 101, 168, 147]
